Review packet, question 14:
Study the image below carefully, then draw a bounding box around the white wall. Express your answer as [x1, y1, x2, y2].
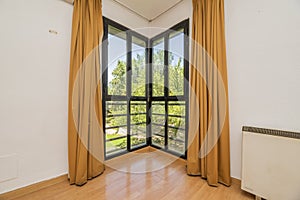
[0, 0, 149, 194]
[225, 0, 300, 179]
[0, 0, 73, 194]
[149, 0, 300, 180]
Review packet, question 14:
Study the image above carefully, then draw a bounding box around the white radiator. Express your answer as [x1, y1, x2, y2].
[241, 126, 300, 200]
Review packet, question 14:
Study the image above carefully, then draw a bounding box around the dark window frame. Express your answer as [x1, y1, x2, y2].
[102, 17, 189, 160]
[149, 19, 189, 159]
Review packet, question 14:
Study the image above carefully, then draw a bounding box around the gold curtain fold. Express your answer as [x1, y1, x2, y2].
[68, 0, 105, 185]
[187, 0, 231, 186]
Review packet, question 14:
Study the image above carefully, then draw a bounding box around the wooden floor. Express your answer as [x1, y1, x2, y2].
[4, 148, 254, 200]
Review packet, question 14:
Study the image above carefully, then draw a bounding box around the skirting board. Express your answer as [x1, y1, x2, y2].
[0, 174, 68, 200]
[0, 175, 242, 200]
[0, 149, 242, 200]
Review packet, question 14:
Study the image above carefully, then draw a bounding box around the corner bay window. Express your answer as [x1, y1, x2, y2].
[102, 18, 189, 159]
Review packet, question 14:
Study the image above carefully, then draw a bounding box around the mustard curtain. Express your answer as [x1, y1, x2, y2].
[187, 0, 231, 186]
[68, 0, 105, 185]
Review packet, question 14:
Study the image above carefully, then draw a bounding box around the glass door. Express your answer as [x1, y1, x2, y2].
[150, 21, 189, 158]
[103, 18, 189, 159]
[102, 18, 148, 159]
[130, 35, 148, 149]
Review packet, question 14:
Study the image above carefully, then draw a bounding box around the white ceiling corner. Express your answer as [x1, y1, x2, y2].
[113, 0, 182, 21]
[64, 0, 74, 4]
[64, 0, 182, 22]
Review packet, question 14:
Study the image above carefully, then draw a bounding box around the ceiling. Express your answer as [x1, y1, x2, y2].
[64, 0, 74, 4]
[114, 0, 182, 21]
[65, 0, 182, 22]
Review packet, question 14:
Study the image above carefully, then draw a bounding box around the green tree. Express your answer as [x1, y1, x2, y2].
[107, 50, 185, 153]
[132, 54, 146, 96]
[169, 53, 184, 96]
[152, 50, 165, 96]
[108, 60, 126, 95]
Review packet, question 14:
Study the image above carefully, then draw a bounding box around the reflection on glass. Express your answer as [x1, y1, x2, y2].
[132, 37, 146, 97]
[105, 101, 127, 155]
[130, 101, 147, 148]
[168, 101, 185, 154]
[131, 101, 147, 113]
[106, 137, 127, 154]
[151, 101, 165, 147]
[107, 25, 127, 96]
[131, 123, 146, 148]
[152, 38, 165, 96]
[169, 29, 184, 96]
[169, 139, 184, 154]
[168, 101, 185, 116]
[105, 101, 127, 128]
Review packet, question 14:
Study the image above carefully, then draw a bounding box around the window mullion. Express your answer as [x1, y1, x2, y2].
[164, 33, 169, 150]
[184, 22, 189, 158]
[146, 40, 152, 146]
[102, 18, 109, 160]
[126, 32, 132, 152]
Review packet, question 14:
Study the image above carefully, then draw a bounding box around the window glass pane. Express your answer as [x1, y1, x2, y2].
[132, 37, 146, 97]
[106, 115, 127, 129]
[168, 101, 185, 116]
[168, 138, 185, 154]
[152, 101, 165, 114]
[152, 135, 165, 148]
[151, 101, 165, 125]
[152, 38, 165, 97]
[168, 116, 185, 129]
[107, 25, 127, 96]
[106, 101, 127, 115]
[168, 101, 185, 154]
[169, 29, 184, 96]
[105, 101, 127, 127]
[131, 123, 146, 147]
[106, 137, 127, 155]
[130, 101, 147, 113]
[151, 101, 165, 147]
[131, 114, 146, 124]
[168, 116, 185, 154]
[130, 101, 147, 147]
[105, 101, 127, 156]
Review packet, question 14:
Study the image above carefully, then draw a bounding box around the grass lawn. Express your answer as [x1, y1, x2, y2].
[106, 133, 146, 151]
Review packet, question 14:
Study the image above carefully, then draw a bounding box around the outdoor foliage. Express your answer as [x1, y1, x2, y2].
[106, 49, 185, 153]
